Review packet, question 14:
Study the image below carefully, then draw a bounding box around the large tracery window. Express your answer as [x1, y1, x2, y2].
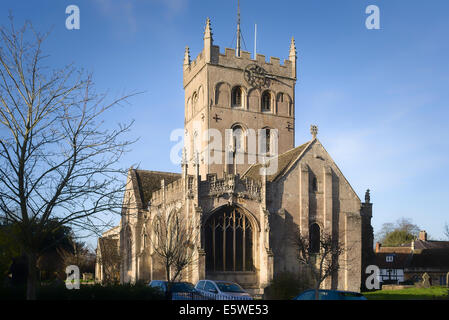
[205, 206, 253, 272]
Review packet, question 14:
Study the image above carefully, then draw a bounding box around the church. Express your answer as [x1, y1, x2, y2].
[95, 14, 374, 295]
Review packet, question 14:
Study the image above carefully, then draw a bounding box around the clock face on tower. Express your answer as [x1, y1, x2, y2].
[244, 64, 270, 88]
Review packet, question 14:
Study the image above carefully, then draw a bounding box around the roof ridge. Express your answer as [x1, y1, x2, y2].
[134, 169, 181, 175]
[271, 140, 314, 181]
[242, 140, 312, 182]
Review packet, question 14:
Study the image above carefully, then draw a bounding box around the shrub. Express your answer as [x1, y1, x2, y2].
[0, 282, 164, 300]
[264, 271, 314, 300]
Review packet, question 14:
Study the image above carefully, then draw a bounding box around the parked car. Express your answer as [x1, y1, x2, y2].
[195, 280, 253, 300]
[293, 289, 367, 300]
[149, 280, 204, 300]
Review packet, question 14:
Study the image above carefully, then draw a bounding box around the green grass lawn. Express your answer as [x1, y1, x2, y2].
[363, 286, 449, 300]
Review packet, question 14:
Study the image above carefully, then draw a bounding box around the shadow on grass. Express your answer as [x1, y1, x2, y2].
[363, 286, 449, 300]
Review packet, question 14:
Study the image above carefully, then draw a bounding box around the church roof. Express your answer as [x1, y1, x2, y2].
[242, 141, 310, 182]
[131, 169, 181, 208]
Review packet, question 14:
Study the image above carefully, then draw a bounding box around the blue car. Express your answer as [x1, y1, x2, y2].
[293, 289, 367, 300]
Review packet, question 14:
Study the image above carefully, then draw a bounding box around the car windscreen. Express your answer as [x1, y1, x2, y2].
[171, 282, 196, 293]
[216, 282, 245, 293]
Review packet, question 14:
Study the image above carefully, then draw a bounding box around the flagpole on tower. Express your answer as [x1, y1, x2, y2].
[254, 23, 257, 59]
[236, 0, 241, 57]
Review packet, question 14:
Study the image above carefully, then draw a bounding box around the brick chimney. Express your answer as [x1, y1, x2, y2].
[375, 242, 382, 253]
[419, 230, 427, 241]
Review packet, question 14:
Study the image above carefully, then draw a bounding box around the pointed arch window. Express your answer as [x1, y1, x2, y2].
[192, 92, 198, 112]
[309, 223, 321, 254]
[205, 206, 254, 272]
[312, 177, 318, 192]
[126, 227, 133, 270]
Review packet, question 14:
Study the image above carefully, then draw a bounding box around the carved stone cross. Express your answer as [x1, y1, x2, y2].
[213, 114, 222, 122]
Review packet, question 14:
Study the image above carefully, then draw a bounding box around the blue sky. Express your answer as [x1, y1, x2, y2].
[1, 0, 448, 246]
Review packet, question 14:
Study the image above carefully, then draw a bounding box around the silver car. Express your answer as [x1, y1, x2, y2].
[195, 280, 253, 300]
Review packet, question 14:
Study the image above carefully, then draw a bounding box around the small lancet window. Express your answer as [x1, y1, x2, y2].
[309, 223, 321, 254]
[312, 177, 318, 192]
[263, 128, 271, 154]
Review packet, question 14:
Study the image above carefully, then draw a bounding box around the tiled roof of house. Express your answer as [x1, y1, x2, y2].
[375, 252, 412, 269]
[242, 142, 310, 182]
[407, 249, 449, 269]
[131, 169, 181, 208]
[413, 239, 449, 250]
[375, 239, 449, 271]
[377, 246, 412, 254]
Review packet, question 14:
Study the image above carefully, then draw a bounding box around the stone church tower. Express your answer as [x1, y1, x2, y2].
[183, 18, 296, 178]
[95, 13, 374, 296]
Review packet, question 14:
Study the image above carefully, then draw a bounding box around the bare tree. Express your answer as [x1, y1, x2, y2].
[293, 230, 345, 300]
[150, 208, 198, 294]
[0, 18, 136, 299]
[376, 217, 420, 245]
[444, 223, 449, 240]
[58, 240, 95, 276]
[95, 236, 121, 285]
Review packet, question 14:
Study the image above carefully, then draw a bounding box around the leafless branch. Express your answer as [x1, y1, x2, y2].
[0, 17, 138, 299]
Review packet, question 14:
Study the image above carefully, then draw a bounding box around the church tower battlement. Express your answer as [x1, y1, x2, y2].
[183, 35, 297, 86]
[183, 17, 298, 179]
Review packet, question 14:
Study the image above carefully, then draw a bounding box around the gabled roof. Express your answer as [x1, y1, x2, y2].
[375, 239, 449, 270]
[413, 239, 449, 250]
[242, 141, 310, 182]
[130, 169, 181, 208]
[375, 252, 412, 269]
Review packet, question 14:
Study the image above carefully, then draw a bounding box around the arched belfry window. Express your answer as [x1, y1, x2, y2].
[232, 125, 245, 153]
[309, 223, 321, 254]
[205, 206, 254, 272]
[262, 127, 271, 154]
[232, 86, 243, 108]
[192, 92, 198, 112]
[262, 91, 272, 112]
